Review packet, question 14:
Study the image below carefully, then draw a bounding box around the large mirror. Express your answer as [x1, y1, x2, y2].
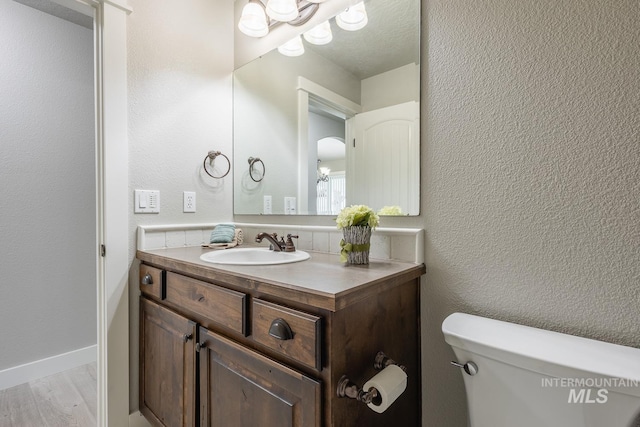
[233, 0, 420, 215]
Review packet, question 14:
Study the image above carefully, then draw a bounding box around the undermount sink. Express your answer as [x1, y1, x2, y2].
[199, 247, 310, 266]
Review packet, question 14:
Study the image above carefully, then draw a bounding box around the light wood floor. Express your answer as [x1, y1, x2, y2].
[0, 363, 96, 427]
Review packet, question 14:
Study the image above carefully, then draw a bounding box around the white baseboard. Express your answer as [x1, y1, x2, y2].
[0, 344, 97, 390]
[129, 411, 152, 427]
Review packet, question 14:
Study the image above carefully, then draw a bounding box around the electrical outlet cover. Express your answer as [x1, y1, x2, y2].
[183, 191, 196, 213]
[263, 195, 272, 214]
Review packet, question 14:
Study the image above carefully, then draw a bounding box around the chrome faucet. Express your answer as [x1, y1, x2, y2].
[255, 233, 298, 252]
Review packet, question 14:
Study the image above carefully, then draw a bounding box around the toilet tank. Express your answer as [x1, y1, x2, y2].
[442, 313, 640, 427]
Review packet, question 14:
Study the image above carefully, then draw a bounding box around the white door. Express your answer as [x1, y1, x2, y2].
[346, 101, 419, 215]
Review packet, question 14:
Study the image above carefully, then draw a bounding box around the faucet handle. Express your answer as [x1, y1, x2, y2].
[284, 234, 298, 252]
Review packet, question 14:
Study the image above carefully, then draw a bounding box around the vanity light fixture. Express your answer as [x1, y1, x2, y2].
[336, 1, 368, 31]
[238, 0, 321, 38]
[281, 2, 369, 55]
[265, 0, 298, 22]
[238, 1, 269, 37]
[239, 0, 369, 56]
[278, 35, 305, 56]
[303, 20, 332, 45]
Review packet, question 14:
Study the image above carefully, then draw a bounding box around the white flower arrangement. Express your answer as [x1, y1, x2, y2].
[336, 204, 380, 230]
[378, 205, 403, 216]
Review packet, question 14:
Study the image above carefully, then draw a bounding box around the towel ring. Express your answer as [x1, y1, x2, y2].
[248, 157, 265, 182]
[203, 151, 230, 179]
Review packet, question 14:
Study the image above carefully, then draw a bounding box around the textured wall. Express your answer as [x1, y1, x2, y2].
[127, 0, 234, 245]
[124, 0, 640, 423]
[126, 0, 234, 410]
[0, 0, 95, 370]
[422, 0, 640, 425]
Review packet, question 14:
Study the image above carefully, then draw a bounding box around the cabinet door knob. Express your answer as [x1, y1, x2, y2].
[141, 273, 153, 285]
[268, 318, 293, 341]
[182, 333, 193, 343]
[196, 342, 207, 352]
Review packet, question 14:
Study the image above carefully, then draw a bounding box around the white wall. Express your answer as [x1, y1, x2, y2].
[127, 0, 234, 239]
[0, 0, 95, 373]
[423, 0, 640, 425]
[361, 63, 419, 112]
[126, 0, 234, 412]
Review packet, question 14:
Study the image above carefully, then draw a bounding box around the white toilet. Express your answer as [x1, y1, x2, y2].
[442, 312, 640, 427]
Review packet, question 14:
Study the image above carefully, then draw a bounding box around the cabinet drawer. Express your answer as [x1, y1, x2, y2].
[252, 299, 322, 370]
[139, 265, 164, 299]
[165, 272, 247, 335]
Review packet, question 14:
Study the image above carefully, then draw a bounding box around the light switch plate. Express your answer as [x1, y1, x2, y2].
[134, 190, 160, 213]
[284, 197, 296, 215]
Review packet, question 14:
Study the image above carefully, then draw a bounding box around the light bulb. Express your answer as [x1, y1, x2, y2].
[278, 35, 305, 57]
[336, 2, 368, 31]
[266, 0, 299, 22]
[303, 20, 332, 45]
[238, 2, 268, 37]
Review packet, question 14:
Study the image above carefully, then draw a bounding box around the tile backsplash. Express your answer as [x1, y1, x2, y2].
[137, 223, 424, 264]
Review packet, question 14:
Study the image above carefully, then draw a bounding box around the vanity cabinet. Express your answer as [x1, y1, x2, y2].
[198, 327, 321, 427]
[140, 297, 197, 427]
[137, 247, 425, 427]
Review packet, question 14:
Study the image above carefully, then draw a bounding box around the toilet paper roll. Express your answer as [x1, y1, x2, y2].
[362, 365, 408, 414]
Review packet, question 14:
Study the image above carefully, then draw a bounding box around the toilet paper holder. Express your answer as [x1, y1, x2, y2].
[336, 351, 406, 404]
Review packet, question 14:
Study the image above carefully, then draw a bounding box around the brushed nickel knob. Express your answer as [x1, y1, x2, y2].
[141, 273, 153, 285]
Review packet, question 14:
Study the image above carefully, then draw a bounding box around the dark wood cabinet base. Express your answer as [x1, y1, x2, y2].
[138, 248, 424, 427]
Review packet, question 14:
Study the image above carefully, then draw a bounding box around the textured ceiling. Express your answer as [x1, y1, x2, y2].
[305, 0, 420, 80]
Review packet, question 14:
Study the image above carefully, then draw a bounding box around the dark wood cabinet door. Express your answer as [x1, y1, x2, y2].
[140, 297, 197, 427]
[198, 327, 321, 427]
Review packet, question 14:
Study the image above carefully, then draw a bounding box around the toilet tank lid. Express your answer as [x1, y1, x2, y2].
[442, 312, 640, 384]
